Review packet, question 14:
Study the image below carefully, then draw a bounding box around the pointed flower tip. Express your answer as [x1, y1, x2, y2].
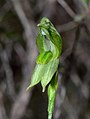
[42, 87, 45, 92]
[26, 85, 31, 91]
[37, 24, 40, 27]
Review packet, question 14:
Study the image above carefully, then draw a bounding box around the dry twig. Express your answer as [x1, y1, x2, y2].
[57, 0, 76, 18]
[9, 0, 37, 119]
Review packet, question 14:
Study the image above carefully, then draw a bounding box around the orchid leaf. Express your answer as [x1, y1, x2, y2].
[48, 73, 58, 119]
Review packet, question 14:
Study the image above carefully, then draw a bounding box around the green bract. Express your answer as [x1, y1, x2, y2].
[27, 17, 62, 119]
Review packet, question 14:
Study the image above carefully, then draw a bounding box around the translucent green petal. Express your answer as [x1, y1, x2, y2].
[26, 64, 46, 90]
[41, 59, 59, 92]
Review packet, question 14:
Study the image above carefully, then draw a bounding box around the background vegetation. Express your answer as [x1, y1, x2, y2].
[0, 0, 90, 119]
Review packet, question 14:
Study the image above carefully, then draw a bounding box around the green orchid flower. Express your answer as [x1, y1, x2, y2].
[27, 17, 62, 119]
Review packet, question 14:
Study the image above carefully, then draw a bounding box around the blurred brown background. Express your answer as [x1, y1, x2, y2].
[0, 0, 90, 119]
